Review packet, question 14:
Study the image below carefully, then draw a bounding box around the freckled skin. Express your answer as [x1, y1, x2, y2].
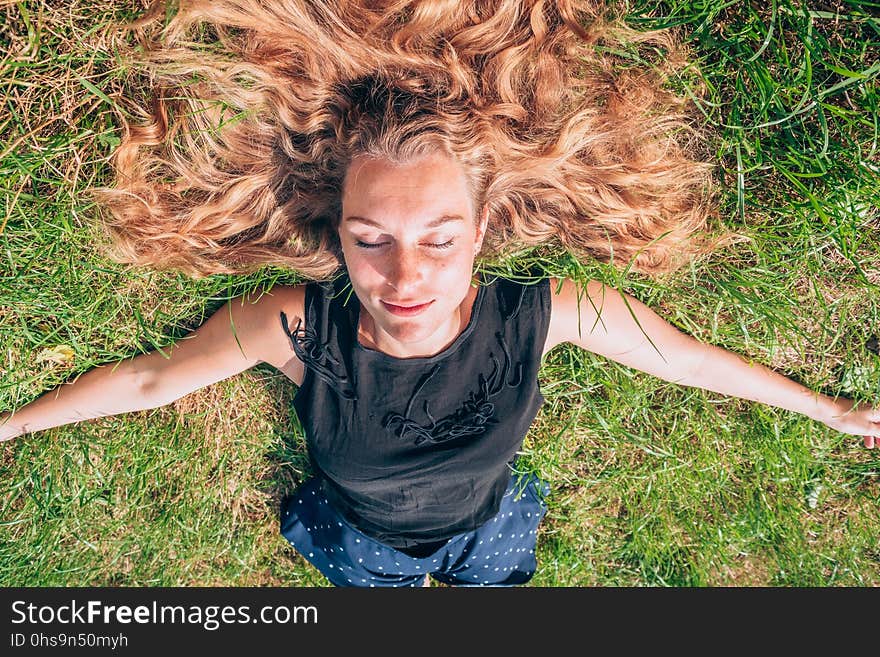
[338, 152, 489, 358]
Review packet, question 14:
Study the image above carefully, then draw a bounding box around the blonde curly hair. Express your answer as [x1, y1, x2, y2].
[91, 0, 736, 280]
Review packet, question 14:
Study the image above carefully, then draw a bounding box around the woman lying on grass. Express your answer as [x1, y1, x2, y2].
[2, 0, 878, 587]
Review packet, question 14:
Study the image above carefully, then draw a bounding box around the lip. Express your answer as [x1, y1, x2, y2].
[380, 299, 434, 317]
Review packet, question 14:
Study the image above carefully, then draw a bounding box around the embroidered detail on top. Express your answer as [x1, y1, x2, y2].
[280, 310, 357, 399]
[382, 331, 524, 445]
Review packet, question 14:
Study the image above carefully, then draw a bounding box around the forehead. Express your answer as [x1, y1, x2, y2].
[342, 153, 472, 209]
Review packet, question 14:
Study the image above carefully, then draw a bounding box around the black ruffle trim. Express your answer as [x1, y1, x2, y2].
[280, 310, 357, 400]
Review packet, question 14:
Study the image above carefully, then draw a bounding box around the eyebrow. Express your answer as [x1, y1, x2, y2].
[343, 214, 465, 229]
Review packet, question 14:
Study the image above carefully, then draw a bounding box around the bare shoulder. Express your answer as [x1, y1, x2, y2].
[135, 283, 308, 406]
[249, 283, 307, 385]
[543, 277, 607, 356]
[543, 276, 702, 382]
[252, 282, 306, 322]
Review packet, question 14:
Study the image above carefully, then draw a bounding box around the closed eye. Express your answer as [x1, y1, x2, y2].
[354, 239, 455, 250]
[428, 239, 455, 249]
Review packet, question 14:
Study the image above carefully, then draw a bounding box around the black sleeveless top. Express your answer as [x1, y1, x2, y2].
[281, 272, 552, 551]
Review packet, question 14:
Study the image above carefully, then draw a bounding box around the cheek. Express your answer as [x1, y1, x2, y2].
[340, 246, 375, 289]
[342, 245, 475, 294]
[435, 251, 476, 289]
[345, 256, 381, 290]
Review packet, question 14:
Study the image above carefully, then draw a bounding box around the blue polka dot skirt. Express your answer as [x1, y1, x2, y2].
[280, 472, 550, 587]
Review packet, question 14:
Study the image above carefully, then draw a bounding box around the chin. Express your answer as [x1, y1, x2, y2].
[377, 317, 438, 344]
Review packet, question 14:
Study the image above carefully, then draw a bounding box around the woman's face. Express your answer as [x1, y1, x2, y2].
[339, 151, 488, 353]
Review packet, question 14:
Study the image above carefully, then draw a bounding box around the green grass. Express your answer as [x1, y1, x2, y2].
[1, 0, 878, 587]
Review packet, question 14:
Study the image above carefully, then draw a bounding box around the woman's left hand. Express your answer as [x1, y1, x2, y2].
[820, 398, 880, 448]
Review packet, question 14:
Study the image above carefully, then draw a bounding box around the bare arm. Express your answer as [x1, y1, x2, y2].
[545, 277, 880, 447]
[676, 345, 880, 446]
[0, 285, 304, 442]
[0, 358, 159, 441]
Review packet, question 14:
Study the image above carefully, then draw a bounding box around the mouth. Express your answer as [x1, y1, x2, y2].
[380, 300, 434, 317]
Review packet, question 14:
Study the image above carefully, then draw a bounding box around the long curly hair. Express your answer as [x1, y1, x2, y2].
[91, 0, 737, 281]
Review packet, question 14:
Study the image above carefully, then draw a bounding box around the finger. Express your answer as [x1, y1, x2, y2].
[864, 435, 875, 449]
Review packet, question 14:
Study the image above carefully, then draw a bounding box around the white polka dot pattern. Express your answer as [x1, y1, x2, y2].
[280, 473, 550, 587]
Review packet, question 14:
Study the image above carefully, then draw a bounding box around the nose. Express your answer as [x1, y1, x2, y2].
[386, 245, 425, 295]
